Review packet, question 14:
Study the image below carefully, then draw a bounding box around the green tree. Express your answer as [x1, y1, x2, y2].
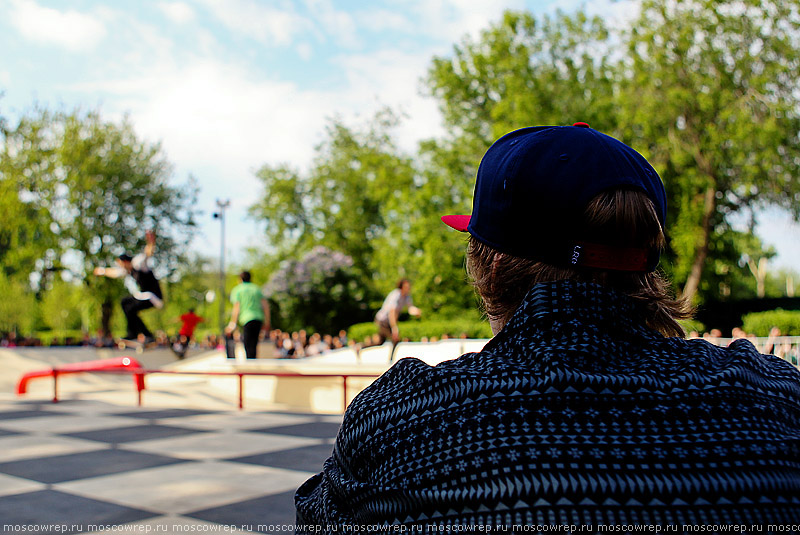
[0, 272, 37, 335]
[250, 110, 481, 317]
[0, 108, 60, 283]
[251, 109, 413, 305]
[40, 278, 85, 333]
[425, 3, 800, 305]
[370, 139, 478, 315]
[622, 0, 800, 301]
[418, 9, 622, 313]
[265, 246, 372, 333]
[1, 108, 198, 335]
[427, 10, 618, 146]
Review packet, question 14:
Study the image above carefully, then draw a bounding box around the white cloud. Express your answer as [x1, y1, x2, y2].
[198, 0, 311, 47]
[405, 0, 527, 44]
[333, 48, 444, 152]
[296, 42, 313, 61]
[304, 0, 360, 49]
[157, 2, 196, 25]
[67, 39, 445, 255]
[9, 0, 107, 51]
[354, 8, 414, 33]
[15, 0, 640, 259]
[71, 58, 329, 256]
[753, 208, 800, 272]
[555, 0, 640, 29]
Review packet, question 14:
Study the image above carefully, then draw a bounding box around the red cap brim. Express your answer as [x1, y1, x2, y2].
[441, 214, 471, 232]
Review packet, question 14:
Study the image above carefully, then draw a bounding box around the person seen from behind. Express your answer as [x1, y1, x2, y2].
[226, 271, 270, 359]
[295, 123, 800, 526]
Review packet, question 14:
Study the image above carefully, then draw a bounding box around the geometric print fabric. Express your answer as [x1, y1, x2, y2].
[296, 280, 800, 527]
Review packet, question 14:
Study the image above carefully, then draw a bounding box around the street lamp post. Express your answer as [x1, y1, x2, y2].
[213, 199, 230, 335]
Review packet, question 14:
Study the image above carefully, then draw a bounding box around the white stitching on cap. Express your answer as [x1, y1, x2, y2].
[571, 245, 582, 265]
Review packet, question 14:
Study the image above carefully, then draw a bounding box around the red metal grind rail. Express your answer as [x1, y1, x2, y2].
[17, 362, 382, 412]
[16, 356, 145, 398]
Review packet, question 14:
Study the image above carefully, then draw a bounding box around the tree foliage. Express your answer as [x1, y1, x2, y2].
[251, 109, 415, 283]
[40, 278, 85, 333]
[425, 3, 800, 304]
[0, 107, 198, 334]
[6, 2, 800, 338]
[0, 272, 37, 334]
[622, 0, 800, 300]
[264, 246, 373, 333]
[427, 10, 618, 145]
[246, 3, 800, 326]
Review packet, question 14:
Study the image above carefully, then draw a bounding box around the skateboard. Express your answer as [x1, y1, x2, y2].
[117, 338, 159, 354]
[170, 340, 188, 359]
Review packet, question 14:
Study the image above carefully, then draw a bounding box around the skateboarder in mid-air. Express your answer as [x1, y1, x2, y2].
[94, 230, 163, 346]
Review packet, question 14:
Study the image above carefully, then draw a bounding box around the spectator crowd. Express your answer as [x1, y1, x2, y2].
[3, 325, 799, 363]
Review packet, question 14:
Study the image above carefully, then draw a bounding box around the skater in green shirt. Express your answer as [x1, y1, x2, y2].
[225, 271, 270, 359]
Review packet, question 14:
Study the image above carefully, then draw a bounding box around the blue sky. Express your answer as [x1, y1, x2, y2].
[2, 0, 798, 273]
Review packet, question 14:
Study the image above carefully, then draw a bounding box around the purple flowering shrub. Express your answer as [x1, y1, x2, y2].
[265, 246, 375, 333]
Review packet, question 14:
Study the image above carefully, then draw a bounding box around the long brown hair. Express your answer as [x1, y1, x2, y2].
[466, 189, 693, 337]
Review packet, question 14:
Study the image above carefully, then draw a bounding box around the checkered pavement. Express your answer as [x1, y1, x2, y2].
[0, 399, 340, 534]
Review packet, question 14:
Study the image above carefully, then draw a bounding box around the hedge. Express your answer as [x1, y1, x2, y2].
[679, 319, 706, 336]
[741, 309, 800, 337]
[348, 317, 492, 343]
[33, 329, 86, 346]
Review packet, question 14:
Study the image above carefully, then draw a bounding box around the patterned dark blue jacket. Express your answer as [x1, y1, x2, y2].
[296, 280, 800, 528]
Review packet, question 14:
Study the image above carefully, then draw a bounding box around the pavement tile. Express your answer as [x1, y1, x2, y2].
[231, 443, 333, 473]
[162, 412, 316, 432]
[188, 490, 298, 532]
[0, 448, 186, 484]
[0, 434, 107, 463]
[0, 410, 57, 420]
[251, 421, 342, 439]
[63, 424, 204, 444]
[0, 472, 47, 497]
[122, 431, 324, 460]
[0, 401, 44, 411]
[113, 409, 216, 420]
[0, 414, 144, 434]
[40, 399, 146, 415]
[56, 460, 313, 515]
[0, 489, 157, 533]
[313, 414, 344, 424]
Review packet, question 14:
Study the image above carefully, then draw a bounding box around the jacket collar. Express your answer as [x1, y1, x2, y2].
[494, 279, 660, 345]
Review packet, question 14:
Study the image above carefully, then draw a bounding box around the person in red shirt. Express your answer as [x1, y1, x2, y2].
[172, 309, 204, 358]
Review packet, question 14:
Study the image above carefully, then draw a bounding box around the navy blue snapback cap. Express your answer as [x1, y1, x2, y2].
[442, 123, 666, 272]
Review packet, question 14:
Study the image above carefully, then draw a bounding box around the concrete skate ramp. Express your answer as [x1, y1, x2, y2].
[4, 339, 491, 413]
[1, 345, 211, 403]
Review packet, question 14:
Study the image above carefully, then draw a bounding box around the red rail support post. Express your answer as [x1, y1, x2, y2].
[238, 374, 244, 410]
[52, 369, 59, 403]
[137, 370, 144, 407]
